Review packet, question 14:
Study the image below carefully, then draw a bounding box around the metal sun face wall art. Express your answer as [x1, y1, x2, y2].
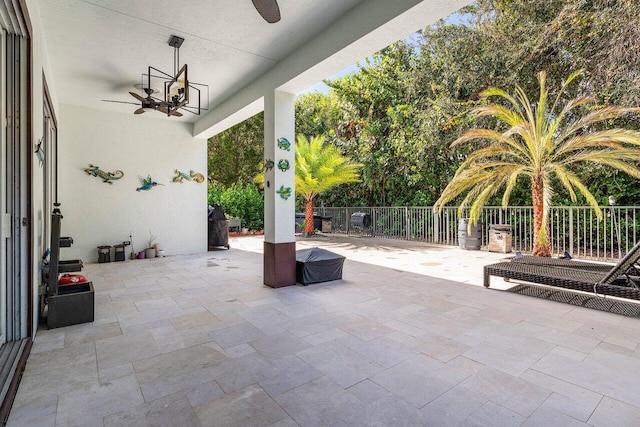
[84, 164, 125, 184]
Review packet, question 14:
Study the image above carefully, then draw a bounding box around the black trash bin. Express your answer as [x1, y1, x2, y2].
[208, 204, 230, 249]
[295, 213, 322, 233]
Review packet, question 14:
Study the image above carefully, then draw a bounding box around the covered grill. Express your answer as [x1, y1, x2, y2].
[349, 212, 373, 237]
[350, 212, 371, 228]
[296, 247, 346, 285]
[208, 204, 230, 249]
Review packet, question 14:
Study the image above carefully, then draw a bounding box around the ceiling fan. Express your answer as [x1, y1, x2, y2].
[102, 87, 183, 117]
[129, 88, 183, 117]
[252, 0, 281, 23]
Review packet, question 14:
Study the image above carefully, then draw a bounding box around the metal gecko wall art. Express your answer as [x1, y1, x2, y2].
[172, 169, 205, 183]
[84, 164, 124, 184]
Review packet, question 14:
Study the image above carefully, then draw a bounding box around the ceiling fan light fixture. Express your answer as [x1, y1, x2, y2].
[133, 83, 160, 95]
[127, 35, 208, 118]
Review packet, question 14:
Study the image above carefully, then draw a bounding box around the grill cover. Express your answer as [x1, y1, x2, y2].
[208, 204, 229, 248]
[295, 247, 346, 285]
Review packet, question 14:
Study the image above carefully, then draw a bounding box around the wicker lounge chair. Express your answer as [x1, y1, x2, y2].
[484, 242, 640, 300]
[511, 255, 614, 273]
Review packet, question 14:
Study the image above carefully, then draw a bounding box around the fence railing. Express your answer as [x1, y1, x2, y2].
[315, 206, 640, 262]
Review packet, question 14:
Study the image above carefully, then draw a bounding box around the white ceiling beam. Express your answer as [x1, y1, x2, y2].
[193, 0, 470, 139]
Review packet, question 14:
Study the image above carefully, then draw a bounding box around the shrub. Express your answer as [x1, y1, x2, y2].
[208, 182, 264, 231]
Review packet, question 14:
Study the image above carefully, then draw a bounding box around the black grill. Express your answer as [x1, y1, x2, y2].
[350, 212, 371, 228]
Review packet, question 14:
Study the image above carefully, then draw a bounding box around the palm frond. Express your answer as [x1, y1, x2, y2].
[560, 107, 640, 141]
[501, 168, 525, 207]
[566, 173, 602, 220]
[479, 87, 523, 116]
[549, 69, 585, 113]
[552, 164, 578, 202]
[474, 105, 523, 127]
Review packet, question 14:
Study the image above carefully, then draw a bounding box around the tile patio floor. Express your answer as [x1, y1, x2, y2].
[8, 235, 640, 426]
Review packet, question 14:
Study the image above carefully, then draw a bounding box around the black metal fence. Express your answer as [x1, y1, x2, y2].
[315, 206, 640, 262]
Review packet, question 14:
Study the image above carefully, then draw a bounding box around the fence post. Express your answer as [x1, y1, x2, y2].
[345, 207, 349, 234]
[405, 207, 410, 240]
[569, 207, 574, 256]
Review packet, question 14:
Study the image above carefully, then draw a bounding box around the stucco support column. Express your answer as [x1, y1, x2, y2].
[263, 90, 296, 287]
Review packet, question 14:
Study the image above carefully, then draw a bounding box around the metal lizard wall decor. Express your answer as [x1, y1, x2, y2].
[172, 169, 205, 183]
[84, 164, 124, 184]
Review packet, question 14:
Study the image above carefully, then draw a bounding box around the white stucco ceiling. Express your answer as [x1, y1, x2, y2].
[37, 0, 470, 135]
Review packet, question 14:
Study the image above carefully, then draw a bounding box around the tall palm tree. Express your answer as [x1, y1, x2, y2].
[296, 135, 362, 235]
[434, 70, 640, 256]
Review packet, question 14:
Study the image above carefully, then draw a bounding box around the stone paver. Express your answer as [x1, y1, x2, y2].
[8, 235, 640, 426]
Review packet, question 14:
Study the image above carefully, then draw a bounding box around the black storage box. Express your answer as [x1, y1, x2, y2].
[47, 282, 95, 329]
[296, 247, 346, 285]
[97, 245, 111, 263]
[59, 237, 73, 247]
[114, 244, 126, 261]
[58, 259, 83, 272]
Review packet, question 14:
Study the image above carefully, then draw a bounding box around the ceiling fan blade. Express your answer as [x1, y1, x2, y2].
[252, 0, 280, 23]
[102, 99, 139, 105]
[129, 91, 147, 102]
[156, 102, 183, 117]
[134, 108, 145, 115]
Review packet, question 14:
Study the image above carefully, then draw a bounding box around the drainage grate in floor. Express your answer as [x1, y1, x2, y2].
[507, 284, 640, 317]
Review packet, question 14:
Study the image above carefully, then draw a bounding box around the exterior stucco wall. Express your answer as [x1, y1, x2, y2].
[58, 104, 207, 263]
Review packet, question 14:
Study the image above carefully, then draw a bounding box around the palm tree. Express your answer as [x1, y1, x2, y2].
[434, 70, 640, 257]
[296, 135, 362, 235]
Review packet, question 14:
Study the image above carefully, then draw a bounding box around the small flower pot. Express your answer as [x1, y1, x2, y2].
[145, 248, 156, 259]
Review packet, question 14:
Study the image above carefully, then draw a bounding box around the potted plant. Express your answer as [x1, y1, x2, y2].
[144, 232, 156, 259]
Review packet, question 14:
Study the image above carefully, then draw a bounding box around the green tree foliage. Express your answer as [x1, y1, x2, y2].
[295, 92, 342, 142]
[295, 135, 362, 234]
[207, 113, 264, 186]
[208, 182, 264, 231]
[434, 71, 640, 256]
[208, 0, 640, 208]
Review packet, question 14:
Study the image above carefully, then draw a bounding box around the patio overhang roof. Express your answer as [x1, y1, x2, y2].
[37, 0, 470, 138]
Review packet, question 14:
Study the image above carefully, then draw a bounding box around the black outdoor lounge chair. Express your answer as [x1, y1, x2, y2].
[510, 255, 615, 273]
[484, 241, 640, 300]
